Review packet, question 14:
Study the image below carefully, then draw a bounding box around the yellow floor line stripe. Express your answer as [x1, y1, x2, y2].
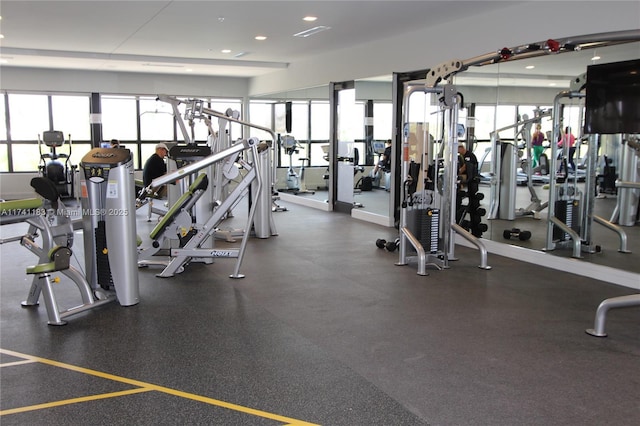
[0, 348, 320, 425]
[0, 359, 37, 368]
[0, 388, 152, 415]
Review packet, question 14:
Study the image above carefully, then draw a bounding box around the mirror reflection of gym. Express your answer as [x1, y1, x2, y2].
[448, 37, 640, 274]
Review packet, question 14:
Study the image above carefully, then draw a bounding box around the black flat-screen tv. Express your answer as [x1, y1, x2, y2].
[584, 58, 640, 135]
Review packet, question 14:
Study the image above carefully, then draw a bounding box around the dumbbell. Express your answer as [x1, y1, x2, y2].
[503, 228, 532, 241]
[375, 238, 400, 252]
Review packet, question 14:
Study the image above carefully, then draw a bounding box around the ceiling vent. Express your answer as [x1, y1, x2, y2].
[293, 26, 331, 38]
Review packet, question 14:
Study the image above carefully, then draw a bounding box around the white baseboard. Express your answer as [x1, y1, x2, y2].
[352, 208, 393, 227]
[277, 192, 331, 211]
[456, 235, 640, 290]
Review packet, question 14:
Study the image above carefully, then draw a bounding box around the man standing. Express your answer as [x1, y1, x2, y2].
[457, 143, 479, 193]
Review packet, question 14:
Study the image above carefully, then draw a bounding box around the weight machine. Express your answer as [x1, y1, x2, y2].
[138, 136, 268, 278]
[157, 95, 278, 240]
[487, 110, 552, 220]
[137, 95, 276, 278]
[396, 82, 490, 275]
[8, 177, 116, 325]
[544, 88, 630, 258]
[80, 147, 140, 306]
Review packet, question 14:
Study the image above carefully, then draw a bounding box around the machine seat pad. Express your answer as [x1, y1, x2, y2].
[26, 261, 57, 275]
[30, 177, 60, 205]
[149, 173, 208, 241]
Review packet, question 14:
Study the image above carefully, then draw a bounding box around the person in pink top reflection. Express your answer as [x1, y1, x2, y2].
[558, 127, 576, 171]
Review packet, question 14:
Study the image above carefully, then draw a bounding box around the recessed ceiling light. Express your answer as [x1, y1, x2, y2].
[293, 26, 331, 38]
[255, 35, 267, 41]
[303, 16, 317, 22]
[591, 55, 601, 61]
[221, 49, 231, 54]
[525, 65, 535, 70]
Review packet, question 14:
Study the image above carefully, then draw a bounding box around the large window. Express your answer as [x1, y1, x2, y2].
[310, 101, 330, 140]
[0, 144, 7, 172]
[495, 105, 517, 140]
[3, 93, 90, 172]
[140, 97, 174, 141]
[474, 105, 496, 141]
[290, 102, 309, 141]
[0, 94, 6, 141]
[0, 93, 245, 172]
[52, 95, 92, 167]
[0, 95, 7, 172]
[373, 103, 392, 140]
[210, 99, 242, 141]
[12, 144, 42, 172]
[52, 95, 91, 141]
[249, 100, 332, 167]
[251, 98, 347, 169]
[8, 94, 49, 140]
[102, 96, 138, 141]
[309, 101, 331, 166]
[248, 101, 274, 140]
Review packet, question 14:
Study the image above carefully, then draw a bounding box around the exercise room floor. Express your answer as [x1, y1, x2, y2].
[1, 200, 638, 425]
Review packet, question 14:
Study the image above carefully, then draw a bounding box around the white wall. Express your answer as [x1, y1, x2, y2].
[459, 86, 562, 105]
[0, 67, 249, 98]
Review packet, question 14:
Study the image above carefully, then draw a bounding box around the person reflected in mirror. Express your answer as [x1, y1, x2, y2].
[372, 139, 392, 176]
[558, 127, 576, 172]
[531, 123, 545, 170]
[371, 139, 391, 191]
[457, 144, 479, 191]
[143, 142, 168, 198]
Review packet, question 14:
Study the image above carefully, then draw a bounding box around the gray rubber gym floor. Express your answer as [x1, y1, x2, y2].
[1, 200, 638, 425]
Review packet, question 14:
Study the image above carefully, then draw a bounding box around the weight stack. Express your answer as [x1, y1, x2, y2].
[418, 208, 440, 254]
[553, 199, 580, 241]
[95, 220, 114, 290]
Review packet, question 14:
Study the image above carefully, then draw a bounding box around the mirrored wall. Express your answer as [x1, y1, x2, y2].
[250, 34, 639, 278]
[423, 37, 640, 275]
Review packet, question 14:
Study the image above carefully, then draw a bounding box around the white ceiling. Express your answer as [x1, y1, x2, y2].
[0, 1, 638, 86]
[0, 1, 508, 78]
